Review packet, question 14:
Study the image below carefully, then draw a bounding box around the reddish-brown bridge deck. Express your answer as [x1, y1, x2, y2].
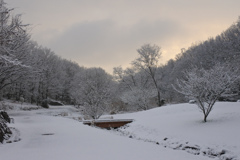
[83, 119, 133, 129]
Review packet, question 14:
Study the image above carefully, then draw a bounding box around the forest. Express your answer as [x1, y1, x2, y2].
[1, 1, 240, 120]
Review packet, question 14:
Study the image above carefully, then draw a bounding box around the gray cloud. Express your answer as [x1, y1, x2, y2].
[7, 0, 240, 73]
[48, 18, 183, 70]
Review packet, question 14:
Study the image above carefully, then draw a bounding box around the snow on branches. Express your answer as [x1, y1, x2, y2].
[121, 87, 156, 111]
[71, 68, 114, 119]
[0, 0, 30, 91]
[173, 64, 240, 122]
[0, 0, 29, 63]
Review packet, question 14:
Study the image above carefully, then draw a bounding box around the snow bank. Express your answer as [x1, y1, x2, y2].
[113, 102, 240, 159]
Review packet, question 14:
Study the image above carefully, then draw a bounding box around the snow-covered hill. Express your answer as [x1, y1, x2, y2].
[0, 102, 239, 160]
[113, 102, 240, 159]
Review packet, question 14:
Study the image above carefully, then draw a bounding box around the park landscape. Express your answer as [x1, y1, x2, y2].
[1, 0, 240, 159]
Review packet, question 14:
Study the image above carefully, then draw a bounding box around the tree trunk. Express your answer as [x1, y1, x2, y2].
[204, 114, 207, 122]
[157, 90, 161, 107]
[151, 74, 161, 107]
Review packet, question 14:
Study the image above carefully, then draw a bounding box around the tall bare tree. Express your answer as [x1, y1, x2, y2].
[132, 44, 162, 106]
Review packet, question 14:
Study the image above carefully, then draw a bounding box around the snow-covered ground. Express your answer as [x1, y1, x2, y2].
[113, 102, 240, 160]
[0, 102, 239, 160]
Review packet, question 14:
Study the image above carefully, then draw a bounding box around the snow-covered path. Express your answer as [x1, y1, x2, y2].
[0, 109, 211, 160]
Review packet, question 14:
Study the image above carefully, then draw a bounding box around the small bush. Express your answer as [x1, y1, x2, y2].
[0, 111, 11, 123]
[0, 122, 12, 143]
[48, 100, 64, 106]
[60, 112, 68, 116]
[0, 111, 12, 143]
[41, 99, 49, 108]
[110, 111, 116, 115]
[189, 100, 196, 104]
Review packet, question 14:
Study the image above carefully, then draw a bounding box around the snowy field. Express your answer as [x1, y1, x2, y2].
[0, 102, 239, 160]
[113, 102, 240, 160]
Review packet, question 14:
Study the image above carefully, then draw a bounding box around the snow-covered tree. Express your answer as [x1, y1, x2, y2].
[113, 65, 156, 111]
[113, 66, 140, 92]
[132, 44, 163, 106]
[0, 0, 30, 97]
[60, 60, 84, 104]
[71, 68, 114, 119]
[121, 87, 156, 111]
[173, 64, 240, 122]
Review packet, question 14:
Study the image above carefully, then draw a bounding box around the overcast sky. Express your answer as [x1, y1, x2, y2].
[7, 0, 240, 73]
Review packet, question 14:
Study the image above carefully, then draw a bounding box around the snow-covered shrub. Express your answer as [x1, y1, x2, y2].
[19, 96, 24, 104]
[0, 122, 12, 143]
[20, 106, 41, 111]
[0, 111, 11, 123]
[237, 100, 240, 102]
[0, 111, 12, 143]
[60, 112, 68, 117]
[0, 102, 14, 111]
[110, 111, 116, 115]
[189, 100, 196, 104]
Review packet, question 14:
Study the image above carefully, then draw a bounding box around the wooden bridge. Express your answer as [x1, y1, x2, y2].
[83, 119, 134, 129]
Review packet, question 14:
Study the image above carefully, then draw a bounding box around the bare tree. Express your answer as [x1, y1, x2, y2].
[132, 44, 162, 106]
[113, 66, 139, 92]
[173, 64, 240, 122]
